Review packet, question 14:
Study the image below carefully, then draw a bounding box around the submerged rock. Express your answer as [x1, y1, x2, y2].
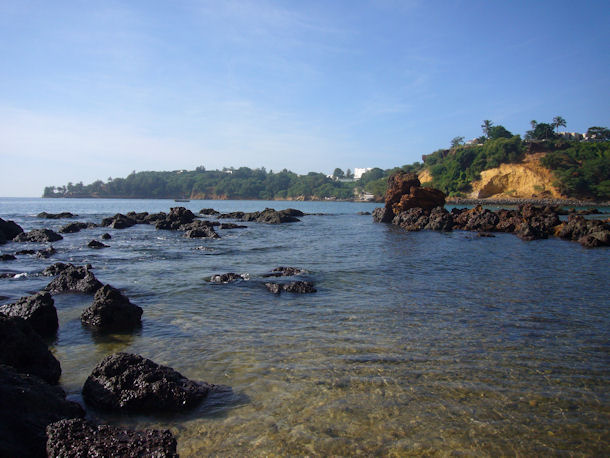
[81, 285, 142, 332]
[59, 221, 96, 233]
[0, 292, 58, 338]
[101, 213, 137, 229]
[0, 254, 16, 261]
[242, 208, 301, 224]
[88, 239, 109, 249]
[0, 314, 61, 384]
[263, 266, 308, 277]
[44, 265, 102, 294]
[210, 272, 249, 283]
[101, 232, 112, 240]
[46, 418, 178, 458]
[37, 211, 76, 219]
[265, 281, 317, 294]
[13, 229, 63, 243]
[0, 365, 84, 458]
[82, 352, 212, 412]
[200, 208, 220, 216]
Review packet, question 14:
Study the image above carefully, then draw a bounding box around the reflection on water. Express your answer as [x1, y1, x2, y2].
[1, 199, 609, 455]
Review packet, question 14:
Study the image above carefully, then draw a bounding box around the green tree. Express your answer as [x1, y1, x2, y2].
[481, 120, 493, 138]
[488, 125, 513, 140]
[451, 136, 465, 148]
[332, 168, 345, 179]
[345, 169, 353, 179]
[552, 116, 566, 133]
[586, 126, 610, 140]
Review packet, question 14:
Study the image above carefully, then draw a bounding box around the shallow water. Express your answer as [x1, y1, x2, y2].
[1, 198, 609, 456]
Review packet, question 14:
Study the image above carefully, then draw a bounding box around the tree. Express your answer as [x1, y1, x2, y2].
[487, 125, 513, 140]
[553, 116, 566, 133]
[345, 169, 353, 179]
[332, 168, 345, 179]
[586, 126, 610, 140]
[481, 120, 494, 138]
[530, 120, 538, 130]
[525, 122, 555, 141]
[451, 136, 465, 148]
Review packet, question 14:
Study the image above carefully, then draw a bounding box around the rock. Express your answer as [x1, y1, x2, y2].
[392, 207, 429, 231]
[263, 266, 308, 277]
[59, 221, 95, 233]
[42, 262, 74, 276]
[0, 292, 58, 338]
[0, 365, 84, 458]
[220, 223, 247, 229]
[578, 230, 610, 248]
[279, 208, 305, 217]
[37, 245, 57, 258]
[185, 227, 220, 238]
[372, 206, 394, 223]
[101, 232, 112, 240]
[144, 212, 168, 224]
[210, 273, 248, 283]
[46, 418, 178, 458]
[357, 211, 371, 215]
[558, 215, 609, 244]
[265, 281, 317, 294]
[200, 208, 220, 216]
[13, 229, 63, 242]
[37, 211, 76, 219]
[241, 208, 301, 224]
[385, 172, 446, 213]
[88, 239, 109, 249]
[44, 265, 103, 294]
[101, 213, 137, 229]
[0, 254, 16, 261]
[453, 205, 499, 232]
[0, 218, 24, 244]
[82, 353, 212, 412]
[218, 211, 245, 219]
[0, 314, 61, 383]
[168, 206, 195, 224]
[126, 211, 150, 224]
[81, 285, 142, 332]
[425, 206, 454, 231]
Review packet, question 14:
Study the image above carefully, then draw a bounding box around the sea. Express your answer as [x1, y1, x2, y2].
[1, 197, 609, 456]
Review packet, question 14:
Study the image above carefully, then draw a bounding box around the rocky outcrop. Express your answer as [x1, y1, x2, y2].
[88, 239, 109, 248]
[210, 272, 249, 283]
[557, 215, 610, 247]
[220, 223, 247, 229]
[241, 208, 302, 224]
[0, 365, 84, 458]
[0, 292, 58, 338]
[386, 172, 446, 213]
[14, 229, 63, 243]
[0, 314, 61, 384]
[46, 419, 178, 458]
[200, 208, 220, 216]
[59, 221, 96, 233]
[44, 265, 103, 294]
[263, 266, 308, 277]
[82, 353, 212, 412]
[101, 213, 137, 229]
[265, 281, 317, 294]
[81, 285, 142, 332]
[101, 232, 112, 240]
[37, 211, 76, 219]
[0, 218, 24, 244]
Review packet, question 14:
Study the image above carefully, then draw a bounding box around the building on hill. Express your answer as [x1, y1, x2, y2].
[354, 168, 373, 180]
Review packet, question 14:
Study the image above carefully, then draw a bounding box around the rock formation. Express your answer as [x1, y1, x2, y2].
[81, 285, 143, 332]
[0, 292, 58, 338]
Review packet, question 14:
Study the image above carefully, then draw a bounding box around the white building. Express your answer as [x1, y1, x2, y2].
[353, 167, 373, 180]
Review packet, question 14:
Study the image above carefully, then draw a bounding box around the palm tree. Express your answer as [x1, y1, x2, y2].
[552, 116, 566, 133]
[481, 120, 493, 138]
[530, 120, 538, 129]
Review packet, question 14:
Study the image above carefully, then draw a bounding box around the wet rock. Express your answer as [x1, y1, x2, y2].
[578, 230, 610, 248]
[0, 365, 84, 458]
[37, 245, 57, 258]
[241, 208, 301, 224]
[81, 285, 142, 332]
[144, 212, 168, 224]
[44, 265, 103, 294]
[185, 226, 220, 238]
[0, 292, 58, 338]
[425, 206, 454, 231]
[46, 418, 178, 458]
[82, 353, 212, 412]
[210, 272, 248, 283]
[168, 206, 195, 224]
[0, 254, 16, 261]
[453, 205, 499, 232]
[200, 208, 220, 216]
[13, 228, 63, 243]
[218, 211, 245, 219]
[477, 232, 496, 238]
[558, 215, 609, 243]
[59, 221, 96, 233]
[126, 211, 150, 224]
[42, 262, 74, 276]
[88, 239, 109, 249]
[101, 232, 112, 240]
[101, 213, 137, 229]
[15, 248, 37, 255]
[386, 172, 446, 213]
[220, 223, 247, 229]
[372, 206, 394, 223]
[263, 266, 308, 277]
[392, 207, 429, 231]
[265, 281, 317, 294]
[0, 218, 24, 244]
[495, 209, 520, 232]
[37, 211, 76, 219]
[357, 211, 371, 215]
[0, 314, 61, 383]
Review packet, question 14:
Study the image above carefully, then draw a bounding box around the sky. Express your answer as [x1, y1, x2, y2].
[1, 0, 609, 197]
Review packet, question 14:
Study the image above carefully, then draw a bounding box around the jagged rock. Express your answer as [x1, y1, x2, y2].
[88, 239, 109, 249]
[46, 419, 178, 458]
[59, 221, 96, 233]
[101, 232, 112, 240]
[0, 292, 58, 338]
[578, 230, 610, 248]
[126, 211, 150, 224]
[220, 223, 247, 229]
[0, 254, 16, 261]
[44, 265, 102, 294]
[82, 353, 212, 412]
[37, 246, 57, 258]
[218, 211, 245, 219]
[242, 208, 301, 224]
[425, 206, 454, 231]
[0, 366, 84, 458]
[210, 273, 248, 283]
[37, 212, 76, 219]
[372, 206, 394, 223]
[168, 206, 195, 224]
[386, 172, 446, 213]
[392, 207, 429, 231]
[13, 229, 63, 243]
[263, 266, 308, 277]
[144, 212, 168, 224]
[0, 314, 61, 383]
[42, 262, 74, 276]
[453, 205, 499, 232]
[357, 211, 371, 215]
[81, 285, 142, 332]
[0, 218, 24, 245]
[265, 281, 317, 294]
[185, 226, 220, 238]
[200, 208, 220, 216]
[558, 215, 609, 243]
[101, 213, 137, 229]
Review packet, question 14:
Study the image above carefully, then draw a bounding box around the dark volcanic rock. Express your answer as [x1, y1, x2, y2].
[46, 418, 178, 458]
[263, 266, 308, 277]
[265, 281, 317, 294]
[264, 282, 282, 294]
[37, 245, 57, 258]
[101, 232, 112, 240]
[386, 172, 446, 213]
[218, 211, 245, 219]
[425, 206, 454, 231]
[42, 262, 74, 276]
[242, 208, 301, 224]
[44, 265, 103, 294]
[168, 206, 195, 224]
[126, 211, 150, 224]
[200, 208, 220, 216]
[0, 254, 16, 261]
[37, 211, 76, 219]
[453, 205, 499, 232]
[0, 314, 61, 383]
[59, 221, 95, 233]
[13, 228, 63, 242]
[0, 218, 24, 244]
[82, 352, 212, 412]
[81, 285, 142, 332]
[220, 223, 247, 229]
[0, 365, 84, 458]
[0, 292, 58, 338]
[392, 207, 429, 231]
[101, 213, 137, 229]
[185, 227, 220, 238]
[372, 206, 394, 223]
[210, 272, 248, 283]
[88, 239, 109, 249]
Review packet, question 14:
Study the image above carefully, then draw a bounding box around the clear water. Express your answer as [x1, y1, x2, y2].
[1, 198, 609, 456]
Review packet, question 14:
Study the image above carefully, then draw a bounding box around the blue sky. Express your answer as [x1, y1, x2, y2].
[1, 0, 609, 196]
